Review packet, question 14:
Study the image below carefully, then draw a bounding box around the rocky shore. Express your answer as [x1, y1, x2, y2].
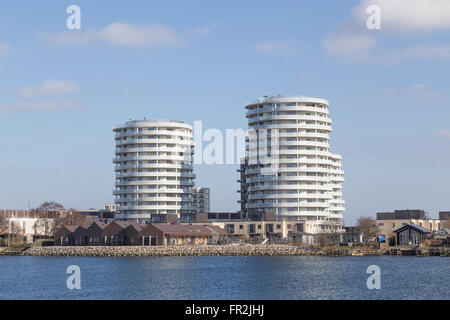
[20, 245, 388, 257]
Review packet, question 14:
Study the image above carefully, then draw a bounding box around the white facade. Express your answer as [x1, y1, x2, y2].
[5, 217, 55, 243]
[113, 119, 195, 222]
[244, 95, 345, 232]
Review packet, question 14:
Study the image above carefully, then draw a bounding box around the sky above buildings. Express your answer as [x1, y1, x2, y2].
[1, 0, 450, 224]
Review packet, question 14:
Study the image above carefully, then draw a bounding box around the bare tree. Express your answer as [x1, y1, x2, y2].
[0, 216, 7, 233]
[31, 202, 68, 238]
[32, 218, 52, 239]
[316, 233, 329, 247]
[51, 209, 88, 235]
[0, 216, 8, 246]
[34, 202, 64, 213]
[357, 217, 379, 243]
[9, 221, 23, 247]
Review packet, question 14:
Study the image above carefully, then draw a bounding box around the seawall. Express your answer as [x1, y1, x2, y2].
[20, 245, 387, 257]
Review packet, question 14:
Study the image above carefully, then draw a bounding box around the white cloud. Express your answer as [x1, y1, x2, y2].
[42, 22, 187, 48]
[323, 0, 450, 62]
[253, 39, 300, 55]
[351, 0, 450, 33]
[18, 80, 79, 99]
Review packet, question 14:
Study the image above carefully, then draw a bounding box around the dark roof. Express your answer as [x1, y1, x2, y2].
[113, 221, 136, 228]
[64, 225, 78, 232]
[206, 225, 227, 236]
[393, 224, 432, 234]
[151, 223, 212, 235]
[124, 223, 146, 232]
[102, 221, 144, 236]
[89, 221, 107, 229]
[71, 225, 90, 235]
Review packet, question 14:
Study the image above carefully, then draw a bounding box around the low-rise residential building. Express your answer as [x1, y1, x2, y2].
[102, 221, 138, 245]
[0, 207, 112, 243]
[377, 219, 442, 240]
[54, 225, 77, 246]
[0, 210, 56, 243]
[121, 223, 146, 245]
[439, 211, 450, 221]
[140, 224, 213, 246]
[376, 209, 444, 240]
[72, 225, 89, 246]
[377, 209, 426, 220]
[393, 224, 433, 246]
[192, 219, 326, 241]
[341, 226, 363, 244]
[54, 221, 225, 246]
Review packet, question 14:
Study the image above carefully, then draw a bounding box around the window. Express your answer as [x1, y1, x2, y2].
[276, 224, 281, 229]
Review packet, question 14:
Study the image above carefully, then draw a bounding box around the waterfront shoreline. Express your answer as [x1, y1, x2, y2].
[2, 245, 448, 257]
[2, 245, 397, 257]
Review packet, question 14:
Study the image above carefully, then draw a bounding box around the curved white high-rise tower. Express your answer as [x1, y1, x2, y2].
[113, 119, 195, 223]
[244, 95, 345, 231]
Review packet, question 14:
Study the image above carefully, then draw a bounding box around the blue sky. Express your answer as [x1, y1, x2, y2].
[1, 0, 450, 224]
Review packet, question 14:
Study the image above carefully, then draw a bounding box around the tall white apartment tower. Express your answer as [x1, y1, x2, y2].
[113, 119, 196, 223]
[243, 95, 345, 232]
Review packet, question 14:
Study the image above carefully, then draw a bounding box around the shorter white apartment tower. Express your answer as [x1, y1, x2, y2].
[113, 119, 196, 223]
[193, 187, 210, 214]
[241, 95, 345, 234]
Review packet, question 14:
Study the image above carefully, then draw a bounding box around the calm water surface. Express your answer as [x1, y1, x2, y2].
[0, 256, 448, 299]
